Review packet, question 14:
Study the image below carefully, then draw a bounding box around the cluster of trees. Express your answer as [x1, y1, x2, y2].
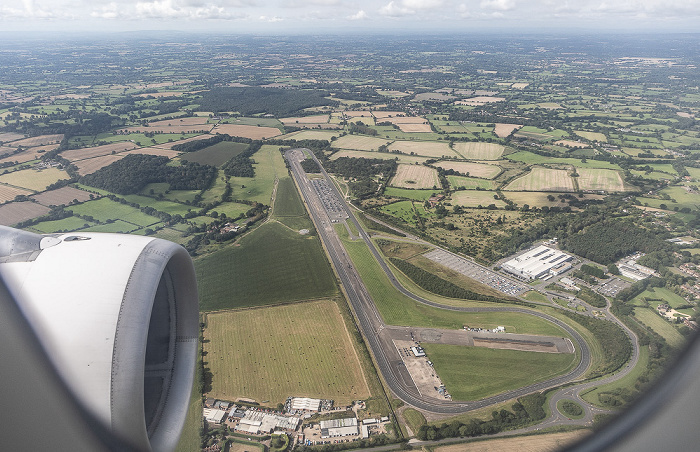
[294, 434, 395, 452]
[348, 122, 378, 136]
[577, 287, 608, 308]
[560, 310, 632, 377]
[323, 156, 397, 199]
[222, 141, 262, 177]
[580, 263, 607, 279]
[416, 393, 546, 441]
[80, 154, 217, 194]
[389, 258, 520, 304]
[561, 220, 669, 265]
[300, 158, 321, 173]
[194, 87, 337, 117]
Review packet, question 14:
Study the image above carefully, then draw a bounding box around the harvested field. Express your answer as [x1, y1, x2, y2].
[456, 96, 505, 106]
[576, 168, 628, 192]
[383, 116, 428, 124]
[390, 164, 439, 189]
[388, 140, 456, 158]
[283, 130, 340, 141]
[122, 147, 181, 158]
[397, 123, 432, 132]
[554, 140, 587, 148]
[0, 168, 68, 192]
[371, 111, 406, 119]
[9, 134, 64, 148]
[61, 142, 137, 162]
[342, 110, 373, 118]
[575, 131, 607, 142]
[148, 116, 209, 127]
[331, 135, 391, 151]
[31, 186, 94, 206]
[0, 132, 25, 143]
[494, 123, 522, 137]
[280, 114, 330, 124]
[0, 148, 43, 165]
[504, 167, 575, 192]
[451, 191, 506, 208]
[433, 430, 591, 452]
[73, 154, 125, 176]
[413, 92, 456, 102]
[203, 300, 370, 406]
[447, 176, 496, 190]
[330, 150, 427, 164]
[453, 142, 505, 160]
[210, 124, 281, 140]
[0, 185, 32, 203]
[0, 201, 50, 226]
[511, 82, 530, 89]
[434, 161, 501, 179]
[124, 125, 212, 134]
[502, 191, 602, 207]
[151, 134, 210, 150]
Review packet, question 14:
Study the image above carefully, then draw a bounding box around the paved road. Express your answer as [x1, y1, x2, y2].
[285, 149, 597, 415]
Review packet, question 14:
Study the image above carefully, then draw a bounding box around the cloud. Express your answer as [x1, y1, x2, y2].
[480, 0, 516, 11]
[259, 15, 283, 22]
[348, 9, 367, 20]
[378, 1, 415, 17]
[1, 0, 56, 19]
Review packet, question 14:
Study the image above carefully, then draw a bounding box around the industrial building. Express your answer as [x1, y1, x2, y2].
[320, 418, 358, 438]
[289, 397, 322, 412]
[203, 408, 227, 424]
[617, 256, 657, 281]
[235, 410, 301, 434]
[502, 245, 573, 280]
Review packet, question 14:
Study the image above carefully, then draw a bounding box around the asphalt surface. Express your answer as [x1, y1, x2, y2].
[284, 148, 600, 415]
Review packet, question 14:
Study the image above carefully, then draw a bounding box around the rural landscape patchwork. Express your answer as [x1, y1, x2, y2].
[1, 33, 700, 451]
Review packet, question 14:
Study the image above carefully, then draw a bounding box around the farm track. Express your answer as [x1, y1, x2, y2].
[285, 148, 596, 415]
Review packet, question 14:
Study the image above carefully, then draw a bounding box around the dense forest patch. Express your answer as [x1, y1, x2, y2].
[194, 87, 337, 117]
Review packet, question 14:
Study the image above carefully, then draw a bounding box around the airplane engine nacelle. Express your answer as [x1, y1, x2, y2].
[0, 226, 198, 452]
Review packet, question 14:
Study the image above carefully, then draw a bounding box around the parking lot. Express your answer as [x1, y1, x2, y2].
[423, 249, 529, 296]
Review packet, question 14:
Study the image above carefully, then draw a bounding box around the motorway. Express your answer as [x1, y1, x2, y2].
[284, 148, 606, 415]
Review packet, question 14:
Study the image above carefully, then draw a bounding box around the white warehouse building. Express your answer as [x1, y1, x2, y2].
[502, 245, 573, 280]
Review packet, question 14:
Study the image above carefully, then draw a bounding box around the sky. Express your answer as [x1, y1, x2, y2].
[1, 0, 699, 34]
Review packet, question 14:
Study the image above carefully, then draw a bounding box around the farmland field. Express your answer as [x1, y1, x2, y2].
[383, 187, 437, 201]
[447, 176, 496, 190]
[330, 149, 427, 164]
[68, 198, 161, 227]
[576, 168, 629, 192]
[283, 130, 340, 141]
[0, 201, 50, 225]
[203, 300, 370, 406]
[0, 168, 68, 191]
[379, 200, 421, 225]
[273, 176, 307, 218]
[151, 134, 210, 150]
[226, 145, 288, 204]
[435, 161, 501, 179]
[502, 191, 598, 207]
[575, 131, 608, 142]
[421, 344, 577, 401]
[211, 124, 281, 140]
[0, 148, 44, 165]
[10, 134, 63, 147]
[390, 164, 439, 189]
[196, 221, 337, 311]
[80, 220, 143, 233]
[31, 186, 94, 206]
[280, 114, 329, 124]
[119, 194, 193, 216]
[0, 184, 32, 203]
[73, 154, 125, 175]
[60, 142, 137, 162]
[453, 142, 504, 160]
[451, 190, 505, 208]
[388, 140, 456, 158]
[504, 167, 575, 192]
[633, 308, 684, 348]
[433, 430, 590, 452]
[31, 216, 96, 233]
[123, 147, 181, 158]
[179, 141, 248, 166]
[331, 135, 392, 151]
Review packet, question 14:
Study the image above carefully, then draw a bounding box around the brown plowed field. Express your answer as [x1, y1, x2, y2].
[211, 124, 281, 140]
[31, 186, 95, 206]
[10, 134, 64, 148]
[73, 155, 125, 175]
[0, 201, 50, 226]
[123, 148, 181, 158]
[0, 185, 32, 203]
[61, 142, 137, 162]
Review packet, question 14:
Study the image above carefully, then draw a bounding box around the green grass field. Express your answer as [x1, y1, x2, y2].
[421, 344, 577, 401]
[523, 291, 549, 303]
[402, 408, 426, 434]
[227, 145, 288, 205]
[447, 176, 496, 190]
[506, 151, 622, 170]
[80, 220, 145, 233]
[582, 346, 650, 407]
[631, 287, 692, 312]
[383, 187, 438, 201]
[196, 221, 337, 311]
[211, 201, 251, 220]
[272, 176, 313, 230]
[203, 300, 370, 405]
[633, 308, 685, 348]
[31, 216, 96, 233]
[119, 194, 194, 216]
[451, 190, 505, 208]
[179, 141, 248, 167]
[342, 234, 567, 335]
[379, 200, 422, 226]
[68, 198, 161, 227]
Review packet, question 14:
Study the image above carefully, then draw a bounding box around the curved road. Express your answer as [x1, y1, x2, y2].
[285, 149, 611, 415]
